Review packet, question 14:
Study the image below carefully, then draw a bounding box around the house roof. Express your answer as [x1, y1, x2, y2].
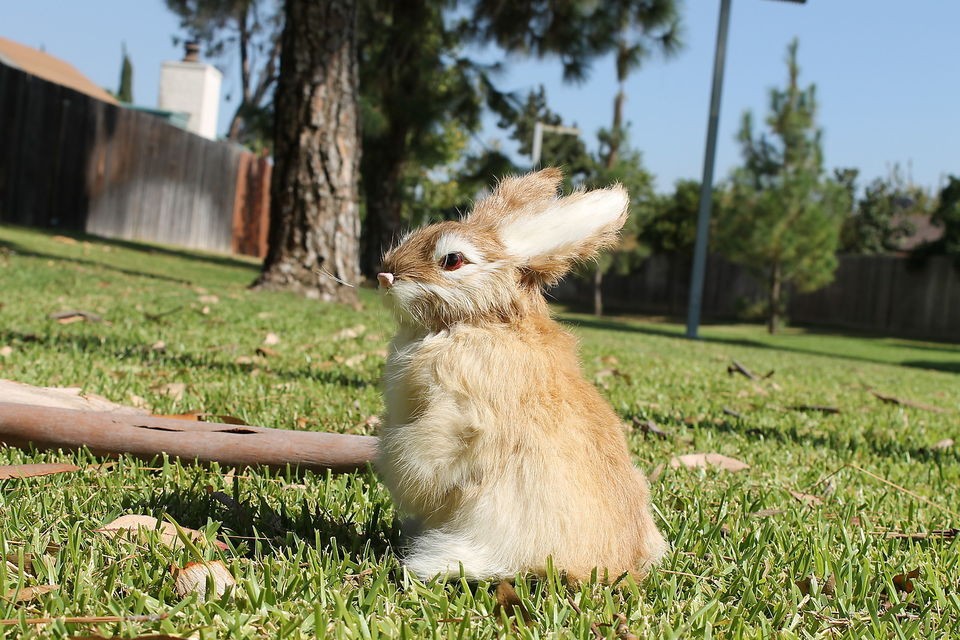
[0, 36, 118, 104]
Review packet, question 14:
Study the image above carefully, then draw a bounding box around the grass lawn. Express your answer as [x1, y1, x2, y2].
[1, 223, 958, 638]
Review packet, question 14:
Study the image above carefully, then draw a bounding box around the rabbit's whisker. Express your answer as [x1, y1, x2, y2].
[313, 267, 356, 288]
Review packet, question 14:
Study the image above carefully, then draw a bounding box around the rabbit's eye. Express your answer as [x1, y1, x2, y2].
[439, 252, 464, 271]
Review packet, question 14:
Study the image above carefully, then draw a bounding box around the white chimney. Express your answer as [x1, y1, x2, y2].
[158, 42, 222, 140]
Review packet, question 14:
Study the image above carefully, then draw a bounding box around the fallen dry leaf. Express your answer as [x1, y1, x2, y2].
[49, 310, 103, 324]
[795, 574, 835, 596]
[86, 461, 119, 475]
[3, 584, 59, 602]
[631, 416, 671, 439]
[5, 553, 35, 576]
[494, 580, 531, 623]
[0, 463, 80, 480]
[789, 490, 824, 506]
[670, 453, 750, 473]
[153, 382, 186, 400]
[615, 613, 639, 640]
[343, 353, 367, 368]
[256, 346, 279, 357]
[171, 560, 236, 600]
[332, 325, 366, 341]
[263, 332, 280, 346]
[95, 515, 227, 550]
[870, 390, 945, 414]
[128, 393, 150, 409]
[931, 438, 954, 450]
[594, 368, 632, 385]
[197, 294, 219, 304]
[150, 340, 166, 352]
[52, 235, 78, 245]
[892, 568, 920, 594]
[0, 346, 12, 358]
[750, 508, 785, 518]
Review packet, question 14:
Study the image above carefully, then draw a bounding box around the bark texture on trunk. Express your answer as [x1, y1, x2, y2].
[254, 0, 361, 303]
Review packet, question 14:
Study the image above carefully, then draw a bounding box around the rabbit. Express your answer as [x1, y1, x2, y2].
[375, 167, 667, 582]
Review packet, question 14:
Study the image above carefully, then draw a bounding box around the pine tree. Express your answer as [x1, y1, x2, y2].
[717, 40, 849, 334]
[252, 0, 361, 302]
[117, 44, 133, 103]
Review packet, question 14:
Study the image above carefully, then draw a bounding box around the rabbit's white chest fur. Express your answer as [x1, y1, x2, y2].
[378, 325, 480, 522]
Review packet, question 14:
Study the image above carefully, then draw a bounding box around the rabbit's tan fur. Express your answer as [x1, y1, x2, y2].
[376, 168, 667, 581]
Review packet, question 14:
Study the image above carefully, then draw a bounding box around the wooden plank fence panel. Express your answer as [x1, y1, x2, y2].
[553, 252, 959, 342]
[1, 62, 265, 257]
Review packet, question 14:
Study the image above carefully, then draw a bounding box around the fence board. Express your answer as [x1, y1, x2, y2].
[554, 253, 960, 342]
[0, 62, 269, 257]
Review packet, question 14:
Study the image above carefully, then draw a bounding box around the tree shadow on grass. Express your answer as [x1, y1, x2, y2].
[0, 238, 196, 286]
[121, 473, 400, 561]
[899, 360, 960, 374]
[0, 329, 377, 390]
[0, 225, 260, 272]
[561, 315, 960, 375]
[672, 409, 959, 463]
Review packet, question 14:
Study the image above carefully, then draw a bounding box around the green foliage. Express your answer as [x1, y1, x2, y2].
[641, 179, 709, 256]
[717, 40, 848, 333]
[840, 166, 929, 254]
[165, 0, 281, 148]
[601, 0, 683, 167]
[586, 146, 657, 277]
[357, 0, 513, 273]
[2, 224, 959, 638]
[501, 86, 593, 184]
[605, 0, 683, 81]
[928, 175, 960, 256]
[117, 44, 133, 103]
[467, 0, 614, 82]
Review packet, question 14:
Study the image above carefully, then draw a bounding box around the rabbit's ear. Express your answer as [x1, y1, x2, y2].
[469, 168, 564, 227]
[499, 186, 629, 286]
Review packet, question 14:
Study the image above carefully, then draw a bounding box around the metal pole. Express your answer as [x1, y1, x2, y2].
[685, 0, 733, 339]
[532, 122, 544, 167]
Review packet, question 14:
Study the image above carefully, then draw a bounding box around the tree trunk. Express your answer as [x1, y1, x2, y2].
[606, 86, 625, 169]
[767, 261, 782, 334]
[252, 0, 361, 304]
[593, 267, 604, 317]
[360, 137, 406, 277]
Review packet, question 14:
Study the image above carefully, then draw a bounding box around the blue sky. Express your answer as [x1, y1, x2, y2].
[4, 0, 958, 193]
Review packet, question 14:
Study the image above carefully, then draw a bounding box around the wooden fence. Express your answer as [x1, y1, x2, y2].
[0, 62, 270, 257]
[789, 255, 960, 341]
[556, 254, 960, 342]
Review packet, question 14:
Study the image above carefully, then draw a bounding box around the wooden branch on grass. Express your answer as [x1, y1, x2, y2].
[0, 402, 378, 474]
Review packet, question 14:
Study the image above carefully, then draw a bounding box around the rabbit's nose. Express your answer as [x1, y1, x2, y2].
[377, 272, 395, 289]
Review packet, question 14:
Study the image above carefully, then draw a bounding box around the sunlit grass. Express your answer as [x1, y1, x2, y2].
[1, 223, 958, 638]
